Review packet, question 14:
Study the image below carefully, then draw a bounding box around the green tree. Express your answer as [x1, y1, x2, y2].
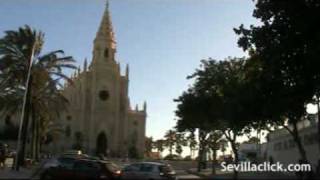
[234, 0, 320, 165]
[207, 131, 223, 175]
[175, 89, 218, 172]
[0, 26, 76, 169]
[180, 58, 256, 178]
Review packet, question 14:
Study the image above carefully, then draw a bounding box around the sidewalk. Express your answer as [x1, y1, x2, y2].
[0, 158, 43, 179]
[0, 168, 34, 179]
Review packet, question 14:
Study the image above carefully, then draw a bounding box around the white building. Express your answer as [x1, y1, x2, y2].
[238, 143, 260, 161]
[264, 116, 319, 168]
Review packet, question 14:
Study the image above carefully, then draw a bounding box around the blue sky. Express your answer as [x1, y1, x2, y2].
[0, 0, 258, 140]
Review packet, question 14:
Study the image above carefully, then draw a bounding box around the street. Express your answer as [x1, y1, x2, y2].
[1, 158, 298, 179]
[0, 158, 201, 179]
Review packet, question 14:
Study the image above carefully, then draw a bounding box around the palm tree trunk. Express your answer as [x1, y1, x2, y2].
[35, 118, 40, 161]
[31, 104, 36, 160]
[17, 78, 32, 168]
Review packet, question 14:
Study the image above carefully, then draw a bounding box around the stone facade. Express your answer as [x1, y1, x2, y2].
[53, 3, 146, 158]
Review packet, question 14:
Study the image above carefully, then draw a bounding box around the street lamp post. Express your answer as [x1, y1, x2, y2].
[14, 44, 36, 171]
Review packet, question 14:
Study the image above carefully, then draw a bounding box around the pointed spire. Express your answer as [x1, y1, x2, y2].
[126, 64, 129, 78]
[106, 0, 109, 8]
[92, 0, 117, 65]
[83, 58, 88, 72]
[96, 0, 116, 50]
[143, 101, 147, 112]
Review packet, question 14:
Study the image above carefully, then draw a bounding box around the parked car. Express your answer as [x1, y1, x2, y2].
[121, 162, 177, 180]
[41, 158, 60, 170]
[41, 157, 121, 180]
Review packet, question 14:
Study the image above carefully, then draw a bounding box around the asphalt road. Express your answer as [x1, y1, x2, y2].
[1, 158, 201, 179]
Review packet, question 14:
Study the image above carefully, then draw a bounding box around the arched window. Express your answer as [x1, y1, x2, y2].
[104, 49, 109, 58]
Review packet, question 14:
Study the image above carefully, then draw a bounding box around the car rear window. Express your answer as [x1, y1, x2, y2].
[159, 165, 174, 173]
[140, 164, 154, 172]
[74, 161, 100, 172]
[123, 164, 140, 172]
[105, 163, 119, 173]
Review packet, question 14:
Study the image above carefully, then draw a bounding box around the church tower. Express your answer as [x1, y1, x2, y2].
[56, 0, 146, 158]
[88, 1, 123, 155]
[92, 1, 116, 65]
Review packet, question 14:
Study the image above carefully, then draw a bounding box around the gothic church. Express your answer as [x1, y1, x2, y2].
[53, 2, 147, 158]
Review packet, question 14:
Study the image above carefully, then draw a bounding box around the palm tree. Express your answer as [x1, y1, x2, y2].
[186, 131, 197, 158]
[0, 25, 76, 169]
[154, 139, 165, 158]
[29, 78, 70, 160]
[164, 129, 176, 156]
[40, 118, 65, 146]
[175, 132, 187, 157]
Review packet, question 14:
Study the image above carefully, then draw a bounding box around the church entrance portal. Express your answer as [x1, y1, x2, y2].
[96, 132, 108, 156]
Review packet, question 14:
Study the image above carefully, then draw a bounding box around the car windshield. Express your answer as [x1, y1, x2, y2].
[57, 157, 76, 169]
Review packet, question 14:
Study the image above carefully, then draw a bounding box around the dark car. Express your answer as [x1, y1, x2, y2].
[41, 157, 121, 180]
[121, 162, 177, 180]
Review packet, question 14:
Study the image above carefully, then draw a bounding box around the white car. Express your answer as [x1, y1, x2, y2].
[121, 162, 177, 180]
